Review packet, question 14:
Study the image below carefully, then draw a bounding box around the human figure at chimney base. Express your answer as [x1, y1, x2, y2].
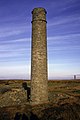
[22, 82, 30, 101]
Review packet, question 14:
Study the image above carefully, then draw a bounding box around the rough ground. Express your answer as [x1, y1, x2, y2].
[0, 80, 80, 120]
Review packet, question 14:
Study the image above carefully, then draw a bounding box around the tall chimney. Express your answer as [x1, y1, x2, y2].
[31, 8, 48, 104]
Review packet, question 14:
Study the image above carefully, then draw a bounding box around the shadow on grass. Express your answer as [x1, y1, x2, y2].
[14, 112, 39, 120]
[0, 98, 80, 120]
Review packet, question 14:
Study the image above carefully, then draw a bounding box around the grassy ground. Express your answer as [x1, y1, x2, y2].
[0, 79, 80, 120]
[0, 79, 80, 103]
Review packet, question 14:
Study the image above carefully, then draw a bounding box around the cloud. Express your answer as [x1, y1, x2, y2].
[47, 33, 80, 51]
[0, 38, 31, 44]
[0, 23, 31, 38]
[0, 65, 31, 79]
[0, 37, 31, 63]
[0, 48, 31, 63]
[48, 62, 80, 79]
[48, 15, 80, 27]
[0, 30, 24, 38]
[48, 33, 80, 40]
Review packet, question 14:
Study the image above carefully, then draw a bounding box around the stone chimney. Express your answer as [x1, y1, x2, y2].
[31, 7, 48, 104]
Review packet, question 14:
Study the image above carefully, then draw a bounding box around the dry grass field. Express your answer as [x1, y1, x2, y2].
[0, 79, 80, 120]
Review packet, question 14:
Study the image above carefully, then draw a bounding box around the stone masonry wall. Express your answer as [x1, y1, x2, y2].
[31, 8, 48, 104]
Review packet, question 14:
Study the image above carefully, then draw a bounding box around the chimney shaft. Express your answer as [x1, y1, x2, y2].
[31, 8, 48, 104]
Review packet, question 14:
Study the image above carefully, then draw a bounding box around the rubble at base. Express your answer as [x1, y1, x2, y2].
[0, 88, 27, 107]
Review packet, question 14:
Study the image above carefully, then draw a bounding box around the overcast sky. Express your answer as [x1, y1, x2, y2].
[0, 0, 80, 79]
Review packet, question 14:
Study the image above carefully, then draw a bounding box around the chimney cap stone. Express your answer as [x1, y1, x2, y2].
[32, 7, 47, 14]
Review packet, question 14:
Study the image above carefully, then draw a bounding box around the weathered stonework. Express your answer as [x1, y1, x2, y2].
[31, 8, 48, 104]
